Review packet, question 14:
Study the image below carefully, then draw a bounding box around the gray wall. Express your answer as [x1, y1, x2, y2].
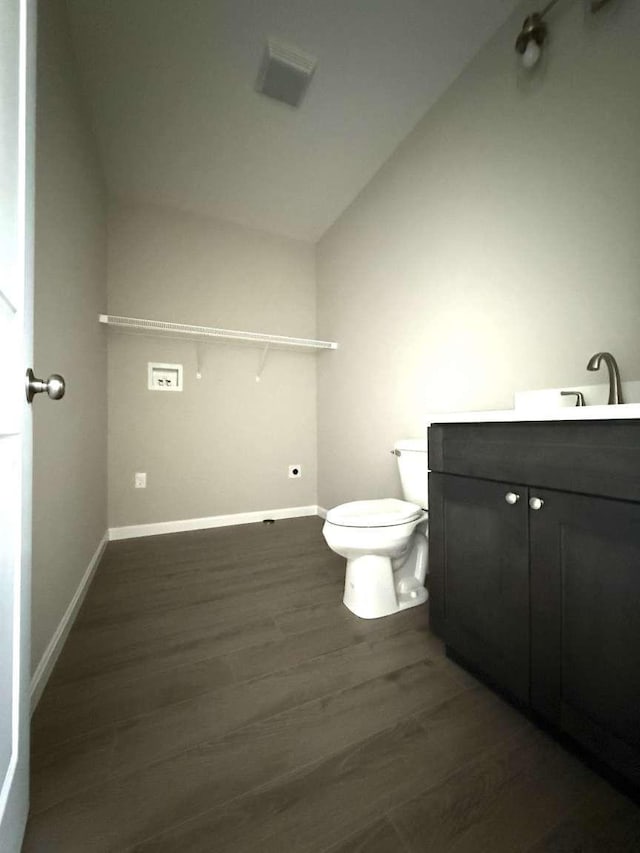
[316, 0, 640, 510]
[107, 202, 318, 528]
[32, 0, 108, 672]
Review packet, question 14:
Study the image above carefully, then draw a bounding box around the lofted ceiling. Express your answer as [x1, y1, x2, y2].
[66, 0, 522, 242]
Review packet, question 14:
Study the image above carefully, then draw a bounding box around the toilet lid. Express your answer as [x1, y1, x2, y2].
[326, 498, 423, 528]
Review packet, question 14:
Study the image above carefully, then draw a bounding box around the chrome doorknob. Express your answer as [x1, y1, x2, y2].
[529, 496, 544, 511]
[505, 492, 520, 505]
[25, 368, 66, 403]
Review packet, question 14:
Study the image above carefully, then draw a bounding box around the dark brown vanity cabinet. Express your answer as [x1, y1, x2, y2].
[428, 472, 530, 705]
[428, 420, 640, 792]
[530, 487, 640, 786]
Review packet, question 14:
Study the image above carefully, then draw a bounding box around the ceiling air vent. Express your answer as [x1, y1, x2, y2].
[256, 38, 317, 108]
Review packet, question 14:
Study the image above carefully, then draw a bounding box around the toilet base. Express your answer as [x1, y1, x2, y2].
[342, 534, 428, 619]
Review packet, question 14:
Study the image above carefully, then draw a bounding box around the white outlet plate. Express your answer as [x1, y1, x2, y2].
[135, 472, 147, 488]
[148, 362, 183, 391]
[288, 465, 302, 478]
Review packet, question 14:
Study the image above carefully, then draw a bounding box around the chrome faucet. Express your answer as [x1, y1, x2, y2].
[586, 352, 624, 405]
[560, 390, 585, 407]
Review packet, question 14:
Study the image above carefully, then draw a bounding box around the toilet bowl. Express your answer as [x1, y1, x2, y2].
[322, 497, 428, 619]
[323, 439, 430, 619]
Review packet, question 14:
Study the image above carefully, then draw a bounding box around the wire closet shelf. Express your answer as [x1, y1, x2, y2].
[98, 314, 338, 352]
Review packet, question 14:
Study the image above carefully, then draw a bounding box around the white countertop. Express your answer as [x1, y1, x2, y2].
[427, 403, 640, 425]
[426, 381, 640, 426]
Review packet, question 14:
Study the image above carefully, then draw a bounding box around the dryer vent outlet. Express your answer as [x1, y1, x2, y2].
[288, 465, 302, 479]
[256, 39, 317, 107]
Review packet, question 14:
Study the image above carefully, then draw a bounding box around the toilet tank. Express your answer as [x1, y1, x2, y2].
[394, 438, 429, 508]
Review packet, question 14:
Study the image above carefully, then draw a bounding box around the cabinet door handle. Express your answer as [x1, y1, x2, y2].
[529, 496, 545, 511]
[505, 492, 520, 505]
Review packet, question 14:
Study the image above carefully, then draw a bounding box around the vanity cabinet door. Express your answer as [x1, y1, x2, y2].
[429, 473, 530, 704]
[530, 488, 640, 788]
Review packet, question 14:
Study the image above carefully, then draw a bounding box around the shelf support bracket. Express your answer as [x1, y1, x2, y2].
[195, 344, 204, 379]
[256, 344, 270, 383]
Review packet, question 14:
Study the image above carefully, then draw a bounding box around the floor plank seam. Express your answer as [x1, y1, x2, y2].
[33, 656, 445, 818]
[118, 706, 433, 853]
[37, 616, 378, 746]
[386, 810, 415, 853]
[34, 645, 234, 713]
[78, 569, 338, 626]
[37, 633, 413, 752]
[377, 712, 549, 853]
[36, 623, 432, 763]
[46, 613, 283, 691]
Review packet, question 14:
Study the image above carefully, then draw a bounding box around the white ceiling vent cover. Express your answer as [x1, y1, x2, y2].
[256, 38, 317, 107]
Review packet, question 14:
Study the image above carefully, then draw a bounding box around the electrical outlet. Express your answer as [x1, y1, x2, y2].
[135, 472, 147, 489]
[288, 465, 302, 479]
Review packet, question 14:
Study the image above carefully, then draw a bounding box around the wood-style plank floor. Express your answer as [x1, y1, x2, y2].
[24, 517, 640, 852]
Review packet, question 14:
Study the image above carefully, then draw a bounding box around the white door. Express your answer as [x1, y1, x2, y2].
[0, 0, 35, 849]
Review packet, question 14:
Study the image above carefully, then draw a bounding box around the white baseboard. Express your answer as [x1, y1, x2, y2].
[30, 532, 108, 712]
[109, 504, 323, 541]
[317, 506, 328, 519]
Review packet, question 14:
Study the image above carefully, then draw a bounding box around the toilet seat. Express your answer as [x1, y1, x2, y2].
[326, 498, 423, 528]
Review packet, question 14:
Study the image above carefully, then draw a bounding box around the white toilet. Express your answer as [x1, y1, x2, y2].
[322, 439, 429, 619]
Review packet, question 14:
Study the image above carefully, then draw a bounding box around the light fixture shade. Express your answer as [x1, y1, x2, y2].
[515, 12, 548, 69]
[522, 39, 542, 68]
[515, 0, 613, 71]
